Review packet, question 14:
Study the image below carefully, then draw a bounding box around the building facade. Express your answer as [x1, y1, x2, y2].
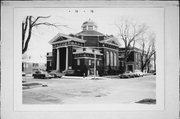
[118, 48, 142, 73]
[22, 61, 46, 74]
[47, 19, 145, 76]
[47, 19, 121, 76]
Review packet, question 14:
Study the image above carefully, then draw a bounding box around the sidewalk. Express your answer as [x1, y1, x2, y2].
[62, 75, 109, 80]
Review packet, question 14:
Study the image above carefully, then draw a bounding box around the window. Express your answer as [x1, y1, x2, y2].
[121, 61, 124, 67]
[135, 53, 138, 62]
[106, 51, 109, 66]
[83, 26, 87, 31]
[89, 60, 91, 65]
[138, 53, 140, 60]
[110, 52, 113, 66]
[49, 61, 51, 67]
[114, 53, 117, 66]
[33, 63, 38, 67]
[97, 61, 99, 66]
[88, 26, 93, 30]
[77, 59, 80, 65]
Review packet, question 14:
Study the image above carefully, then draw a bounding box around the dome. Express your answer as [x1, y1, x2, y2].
[82, 19, 97, 27]
[81, 19, 98, 31]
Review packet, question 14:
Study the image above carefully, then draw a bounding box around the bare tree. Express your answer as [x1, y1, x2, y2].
[22, 16, 67, 54]
[139, 32, 156, 72]
[115, 18, 148, 72]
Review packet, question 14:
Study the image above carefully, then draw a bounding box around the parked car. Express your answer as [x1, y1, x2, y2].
[22, 72, 26, 76]
[49, 70, 63, 78]
[119, 71, 134, 78]
[33, 70, 54, 79]
[133, 70, 144, 77]
[62, 70, 75, 76]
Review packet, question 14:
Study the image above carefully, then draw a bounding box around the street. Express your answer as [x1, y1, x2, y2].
[23, 75, 156, 104]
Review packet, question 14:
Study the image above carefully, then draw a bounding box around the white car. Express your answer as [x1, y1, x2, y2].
[133, 70, 144, 77]
[119, 71, 135, 78]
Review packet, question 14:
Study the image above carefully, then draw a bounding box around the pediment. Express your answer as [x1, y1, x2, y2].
[49, 33, 72, 44]
[49, 33, 86, 45]
[52, 36, 68, 43]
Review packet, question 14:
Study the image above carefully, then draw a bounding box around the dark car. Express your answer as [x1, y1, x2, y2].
[49, 70, 63, 78]
[119, 71, 134, 78]
[33, 70, 54, 79]
[22, 72, 26, 76]
[153, 72, 156, 75]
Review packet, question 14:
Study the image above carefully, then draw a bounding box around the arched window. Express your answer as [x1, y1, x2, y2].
[106, 51, 109, 66]
[110, 52, 113, 66]
[114, 53, 117, 66]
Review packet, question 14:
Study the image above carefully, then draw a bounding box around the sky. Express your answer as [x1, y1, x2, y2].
[16, 8, 164, 63]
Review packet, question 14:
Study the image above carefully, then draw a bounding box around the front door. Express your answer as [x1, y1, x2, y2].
[127, 65, 133, 72]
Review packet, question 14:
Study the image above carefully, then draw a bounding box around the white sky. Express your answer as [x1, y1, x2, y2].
[16, 8, 164, 63]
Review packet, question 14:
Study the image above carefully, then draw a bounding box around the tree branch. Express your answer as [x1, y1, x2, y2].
[32, 16, 51, 26]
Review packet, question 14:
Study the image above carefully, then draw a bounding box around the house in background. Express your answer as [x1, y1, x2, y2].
[22, 55, 46, 74]
[118, 47, 156, 73]
[119, 47, 142, 73]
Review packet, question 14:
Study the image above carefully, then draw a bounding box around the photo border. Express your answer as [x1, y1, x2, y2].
[13, 7, 164, 111]
[1, 1, 179, 119]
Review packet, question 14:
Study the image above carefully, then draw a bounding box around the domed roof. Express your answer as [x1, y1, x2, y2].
[82, 19, 97, 27]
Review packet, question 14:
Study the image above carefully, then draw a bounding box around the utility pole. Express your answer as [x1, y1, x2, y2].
[93, 49, 96, 79]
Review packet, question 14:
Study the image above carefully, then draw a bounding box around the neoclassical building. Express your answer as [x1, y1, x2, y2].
[47, 19, 121, 76]
[47, 19, 145, 76]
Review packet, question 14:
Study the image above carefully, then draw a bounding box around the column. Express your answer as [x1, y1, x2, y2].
[56, 48, 59, 70]
[66, 47, 68, 70]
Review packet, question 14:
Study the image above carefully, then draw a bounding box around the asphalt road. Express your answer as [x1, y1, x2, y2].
[23, 75, 156, 104]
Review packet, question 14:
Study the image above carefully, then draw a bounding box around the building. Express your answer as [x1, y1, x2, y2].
[22, 61, 46, 74]
[118, 47, 142, 73]
[47, 19, 121, 76]
[47, 19, 146, 76]
[22, 54, 46, 74]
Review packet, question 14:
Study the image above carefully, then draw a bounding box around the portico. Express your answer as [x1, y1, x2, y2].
[49, 33, 85, 72]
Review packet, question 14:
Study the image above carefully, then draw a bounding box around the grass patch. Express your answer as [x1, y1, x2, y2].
[135, 98, 156, 104]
